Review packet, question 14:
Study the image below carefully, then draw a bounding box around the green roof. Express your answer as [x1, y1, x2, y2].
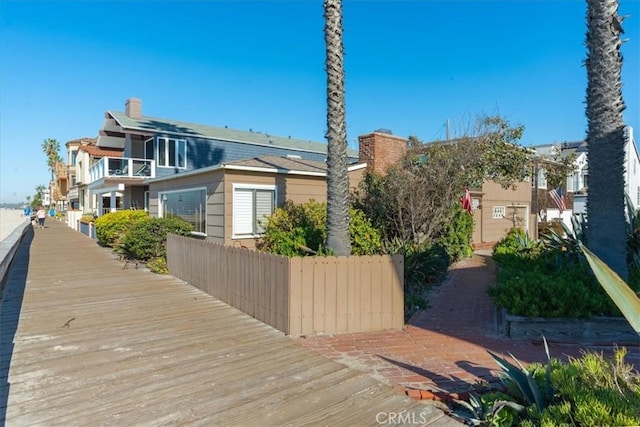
[109, 111, 358, 157]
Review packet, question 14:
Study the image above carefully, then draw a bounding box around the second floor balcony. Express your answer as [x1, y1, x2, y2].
[89, 157, 155, 184]
[54, 162, 68, 177]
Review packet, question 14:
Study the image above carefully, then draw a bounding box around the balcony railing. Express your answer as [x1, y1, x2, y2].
[54, 162, 68, 177]
[89, 157, 155, 183]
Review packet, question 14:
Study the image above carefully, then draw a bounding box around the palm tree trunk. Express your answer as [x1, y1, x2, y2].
[585, 0, 627, 279]
[324, 0, 351, 256]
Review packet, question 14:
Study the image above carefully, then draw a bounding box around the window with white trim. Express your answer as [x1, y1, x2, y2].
[492, 206, 506, 219]
[146, 137, 187, 168]
[537, 168, 547, 189]
[233, 184, 276, 237]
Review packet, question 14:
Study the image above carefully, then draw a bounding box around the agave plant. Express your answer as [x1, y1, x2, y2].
[539, 219, 585, 270]
[487, 337, 553, 412]
[580, 244, 640, 334]
[455, 391, 525, 427]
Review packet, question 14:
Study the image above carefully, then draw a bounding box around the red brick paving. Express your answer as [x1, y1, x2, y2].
[298, 251, 640, 393]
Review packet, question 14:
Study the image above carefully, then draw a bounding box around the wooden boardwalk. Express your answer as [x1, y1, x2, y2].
[0, 220, 460, 426]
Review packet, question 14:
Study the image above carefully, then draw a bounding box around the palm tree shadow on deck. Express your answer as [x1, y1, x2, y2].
[0, 228, 33, 421]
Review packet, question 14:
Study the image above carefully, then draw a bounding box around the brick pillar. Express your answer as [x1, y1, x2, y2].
[358, 131, 408, 175]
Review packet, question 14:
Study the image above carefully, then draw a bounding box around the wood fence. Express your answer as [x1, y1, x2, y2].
[166, 235, 404, 336]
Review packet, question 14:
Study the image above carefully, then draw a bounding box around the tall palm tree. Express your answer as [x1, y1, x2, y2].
[585, 0, 627, 279]
[41, 138, 62, 181]
[41, 138, 62, 208]
[323, 0, 351, 256]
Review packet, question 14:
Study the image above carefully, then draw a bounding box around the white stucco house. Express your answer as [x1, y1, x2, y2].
[533, 126, 639, 217]
[572, 126, 639, 215]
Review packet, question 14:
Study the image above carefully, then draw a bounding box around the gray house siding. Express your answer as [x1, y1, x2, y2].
[206, 180, 225, 244]
[147, 170, 225, 242]
[147, 134, 357, 180]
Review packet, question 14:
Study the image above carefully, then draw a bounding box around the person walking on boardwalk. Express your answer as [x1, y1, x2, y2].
[36, 206, 46, 229]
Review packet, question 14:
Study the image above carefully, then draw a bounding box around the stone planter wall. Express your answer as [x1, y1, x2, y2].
[497, 309, 639, 346]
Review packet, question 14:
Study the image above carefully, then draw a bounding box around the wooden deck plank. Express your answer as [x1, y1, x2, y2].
[22, 346, 315, 425]
[1, 221, 461, 426]
[71, 352, 342, 426]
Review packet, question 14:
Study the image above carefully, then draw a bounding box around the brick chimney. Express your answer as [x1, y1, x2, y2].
[125, 97, 142, 119]
[358, 130, 407, 175]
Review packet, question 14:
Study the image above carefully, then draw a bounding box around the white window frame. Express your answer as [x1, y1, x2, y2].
[154, 137, 187, 169]
[492, 206, 506, 219]
[537, 168, 547, 190]
[232, 183, 276, 239]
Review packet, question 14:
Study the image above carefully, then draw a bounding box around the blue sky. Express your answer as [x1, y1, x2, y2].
[1, 0, 638, 204]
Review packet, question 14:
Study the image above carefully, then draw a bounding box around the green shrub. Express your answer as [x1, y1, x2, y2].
[120, 217, 193, 261]
[475, 346, 640, 427]
[257, 199, 382, 256]
[488, 257, 622, 318]
[491, 223, 640, 318]
[95, 210, 149, 248]
[527, 349, 640, 426]
[80, 213, 97, 223]
[349, 208, 383, 255]
[436, 205, 474, 262]
[493, 227, 542, 259]
[147, 257, 169, 274]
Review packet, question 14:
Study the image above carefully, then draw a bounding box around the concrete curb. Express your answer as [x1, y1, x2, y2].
[0, 220, 32, 296]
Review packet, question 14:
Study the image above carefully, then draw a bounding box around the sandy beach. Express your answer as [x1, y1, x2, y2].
[0, 209, 29, 241]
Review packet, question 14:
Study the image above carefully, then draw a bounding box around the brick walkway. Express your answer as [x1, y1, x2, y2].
[299, 252, 640, 394]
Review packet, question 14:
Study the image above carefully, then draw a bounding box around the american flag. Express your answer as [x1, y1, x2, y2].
[549, 186, 567, 212]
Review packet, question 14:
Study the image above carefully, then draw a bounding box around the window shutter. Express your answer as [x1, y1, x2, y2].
[234, 189, 254, 235]
[255, 190, 274, 233]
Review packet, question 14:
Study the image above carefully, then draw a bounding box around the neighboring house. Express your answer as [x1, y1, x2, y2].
[146, 155, 366, 248]
[358, 131, 535, 245]
[52, 160, 68, 211]
[529, 154, 576, 227]
[79, 98, 541, 247]
[73, 139, 123, 215]
[88, 98, 358, 216]
[532, 125, 638, 217]
[65, 137, 98, 211]
[624, 126, 640, 211]
[469, 182, 534, 244]
[53, 140, 86, 211]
